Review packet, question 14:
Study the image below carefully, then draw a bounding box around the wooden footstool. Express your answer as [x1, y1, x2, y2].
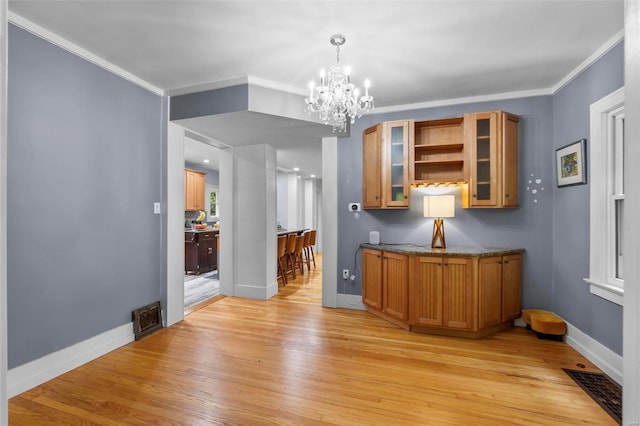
[522, 309, 566, 341]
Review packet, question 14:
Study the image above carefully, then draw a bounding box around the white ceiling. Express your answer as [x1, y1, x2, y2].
[8, 0, 624, 177]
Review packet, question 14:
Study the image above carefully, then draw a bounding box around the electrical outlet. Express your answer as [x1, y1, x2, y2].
[342, 269, 349, 279]
[348, 202, 361, 212]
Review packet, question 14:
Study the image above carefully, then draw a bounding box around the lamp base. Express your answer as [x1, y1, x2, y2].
[431, 218, 446, 249]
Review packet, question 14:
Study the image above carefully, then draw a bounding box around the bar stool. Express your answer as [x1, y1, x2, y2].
[307, 229, 317, 269]
[292, 234, 306, 276]
[285, 233, 298, 279]
[277, 235, 288, 285]
[301, 231, 312, 271]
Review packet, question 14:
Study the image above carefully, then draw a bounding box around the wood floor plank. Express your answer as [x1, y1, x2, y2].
[9, 254, 617, 425]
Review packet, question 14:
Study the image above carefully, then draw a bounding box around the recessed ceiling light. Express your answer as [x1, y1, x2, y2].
[203, 159, 210, 163]
[293, 167, 300, 171]
[310, 174, 316, 178]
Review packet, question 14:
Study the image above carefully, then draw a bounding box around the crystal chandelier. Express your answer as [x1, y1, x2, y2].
[305, 34, 374, 132]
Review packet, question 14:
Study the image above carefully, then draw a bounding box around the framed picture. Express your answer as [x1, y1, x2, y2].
[556, 139, 587, 187]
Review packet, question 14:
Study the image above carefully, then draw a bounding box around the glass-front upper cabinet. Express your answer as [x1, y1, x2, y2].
[383, 120, 411, 208]
[362, 120, 412, 209]
[465, 111, 519, 208]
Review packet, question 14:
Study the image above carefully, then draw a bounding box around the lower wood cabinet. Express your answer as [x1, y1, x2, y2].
[362, 249, 409, 328]
[362, 249, 383, 310]
[411, 256, 473, 330]
[185, 231, 218, 274]
[382, 251, 409, 323]
[363, 247, 522, 338]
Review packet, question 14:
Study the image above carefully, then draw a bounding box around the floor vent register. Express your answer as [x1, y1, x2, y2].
[563, 368, 622, 424]
[132, 301, 163, 340]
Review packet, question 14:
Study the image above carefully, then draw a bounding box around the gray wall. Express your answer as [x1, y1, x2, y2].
[337, 41, 624, 354]
[551, 42, 624, 354]
[337, 97, 554, 304]
[7, 25, 164, 368]
[184, 162, 220, 187]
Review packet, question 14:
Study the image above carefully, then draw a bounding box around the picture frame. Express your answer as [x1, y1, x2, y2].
[556, 139, 587, 187]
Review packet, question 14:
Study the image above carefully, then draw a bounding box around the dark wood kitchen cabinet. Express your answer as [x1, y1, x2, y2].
[185, 230, 218, 274]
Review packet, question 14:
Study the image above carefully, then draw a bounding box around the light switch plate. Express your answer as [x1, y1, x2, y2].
[153, 202, 161, 214]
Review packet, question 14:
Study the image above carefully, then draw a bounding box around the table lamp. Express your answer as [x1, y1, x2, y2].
[424, 195, 455, 249]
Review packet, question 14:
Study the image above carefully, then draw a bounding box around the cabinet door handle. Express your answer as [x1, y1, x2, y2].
[498, 261, 502, 264]
[472, 194, 477, 198]
[505, 193, 510, 198]
[504, 260, 509, 264]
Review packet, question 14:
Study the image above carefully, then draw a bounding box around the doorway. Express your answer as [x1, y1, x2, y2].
[183, 135, 224, 314]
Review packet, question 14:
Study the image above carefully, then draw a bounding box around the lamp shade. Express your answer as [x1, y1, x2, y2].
[423, 195, 455, 218]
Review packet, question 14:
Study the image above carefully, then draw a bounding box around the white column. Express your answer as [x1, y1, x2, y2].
[232, 144, 277, 300]
[218, 146, 234, 296]
[304, 179, 316, 230]
[166, 123, 185, 326]
[321, 136, 338, 308]
[0, 1, 8, 421]
[624, 0, 640, 422]
[287, 172, 299, 230]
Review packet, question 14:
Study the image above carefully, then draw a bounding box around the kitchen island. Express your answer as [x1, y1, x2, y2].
[185, 229, 219, 275]
[361, 243, 524, 338]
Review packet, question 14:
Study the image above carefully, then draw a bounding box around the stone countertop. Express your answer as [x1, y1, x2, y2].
[185, 228, 219, 233]
[360, 243, 524, 257]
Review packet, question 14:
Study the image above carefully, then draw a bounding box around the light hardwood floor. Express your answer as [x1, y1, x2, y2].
[10, 253, 616, 425]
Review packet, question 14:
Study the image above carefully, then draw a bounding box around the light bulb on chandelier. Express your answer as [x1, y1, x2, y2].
[305, 34, 374, 132]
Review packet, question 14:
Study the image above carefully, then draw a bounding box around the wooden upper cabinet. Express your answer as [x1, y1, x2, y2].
[362, 120, 412, 209]
[363, 125, 382, 208]
[411, 118, 466, 185]
[465, 111, 519, 208]
[184, 169, 206, 211]
[502, 114, 520, 207]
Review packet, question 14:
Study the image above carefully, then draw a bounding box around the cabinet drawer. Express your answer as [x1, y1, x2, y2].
[198, 232, 215, 241]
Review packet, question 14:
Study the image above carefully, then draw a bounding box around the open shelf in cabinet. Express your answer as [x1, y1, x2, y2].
[412, 118, 466, 185]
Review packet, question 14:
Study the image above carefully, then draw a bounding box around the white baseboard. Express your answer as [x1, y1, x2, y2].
[8, 322, 135, 398]
[234, 281, 278, 300]
[564, 319, 623, 385]
[515, 315, 622, 384]
[337, 293, 367, 310]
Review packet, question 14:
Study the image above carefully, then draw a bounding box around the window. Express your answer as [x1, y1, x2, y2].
[585, 87, 624, 306]
[209, 190, 218, 218]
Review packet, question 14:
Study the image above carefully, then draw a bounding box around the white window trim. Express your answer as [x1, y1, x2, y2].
[585, 87, 624, 306]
